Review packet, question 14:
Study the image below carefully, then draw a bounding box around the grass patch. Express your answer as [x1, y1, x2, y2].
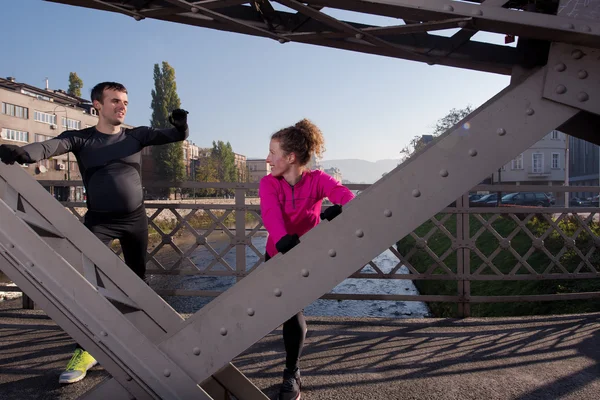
[397, 213, 600, 317]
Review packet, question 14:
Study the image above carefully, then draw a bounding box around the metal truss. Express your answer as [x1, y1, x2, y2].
[43, 0, 599, 74]
[0, 0, 596, 398]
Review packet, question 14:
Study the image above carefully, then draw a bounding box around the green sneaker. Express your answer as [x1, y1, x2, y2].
[58, 348, 98, 384]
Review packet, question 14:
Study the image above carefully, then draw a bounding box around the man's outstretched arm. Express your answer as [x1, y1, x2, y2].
[131, 109, 190, 146]
[0, 131, 77, 165]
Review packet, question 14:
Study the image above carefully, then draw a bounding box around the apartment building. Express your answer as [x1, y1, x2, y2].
[0, 76, 108, 201]
[247, 159, 271, 183]
[491, 130, 567, 202]
[234, 152, 247, 182]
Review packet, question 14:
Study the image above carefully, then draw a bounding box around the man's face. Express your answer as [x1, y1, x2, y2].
[94, 89, 128, 126]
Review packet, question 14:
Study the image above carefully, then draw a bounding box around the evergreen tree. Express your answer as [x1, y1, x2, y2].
[67, 72, 83, 97]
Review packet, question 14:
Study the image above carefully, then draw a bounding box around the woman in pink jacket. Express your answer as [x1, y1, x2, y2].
[260, 118, 355, 400]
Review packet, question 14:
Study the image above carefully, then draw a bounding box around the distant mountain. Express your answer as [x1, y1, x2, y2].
[319, 159, 400, 184]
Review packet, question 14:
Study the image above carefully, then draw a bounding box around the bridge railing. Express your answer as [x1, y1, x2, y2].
[4, 180, 600, 317]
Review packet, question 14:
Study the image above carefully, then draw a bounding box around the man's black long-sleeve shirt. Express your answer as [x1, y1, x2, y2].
[21, 125, 188, 213]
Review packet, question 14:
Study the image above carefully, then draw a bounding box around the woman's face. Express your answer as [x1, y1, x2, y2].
[266, 139, 293, 177]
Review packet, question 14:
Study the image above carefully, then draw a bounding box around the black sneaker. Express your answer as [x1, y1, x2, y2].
[278, 368, 302, 400]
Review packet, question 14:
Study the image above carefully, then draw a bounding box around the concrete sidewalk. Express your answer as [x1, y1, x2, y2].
[1, 298, 600, 399]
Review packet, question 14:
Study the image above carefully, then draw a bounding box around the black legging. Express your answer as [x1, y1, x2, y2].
[265, 252, 307, 372]
[84, 205, 149, 279]
[73, 206, 148, 353]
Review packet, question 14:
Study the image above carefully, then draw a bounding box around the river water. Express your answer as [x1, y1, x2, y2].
[153, 232, 432, 319]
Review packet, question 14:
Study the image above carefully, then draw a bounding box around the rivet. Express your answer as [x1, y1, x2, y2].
[126, 375, 132, 381]
[355, 229, 364, 238]
[581, 25, 591, 32]
[578, 92, 589, 102]
[578, 70, 588, 79]
[355, 33, 364, 39]
[220, 327, 227, 336]
[247, 308, 255, 316]
[526, 108, 535, 116]
[7, 243, 14, 248]
[164, 369, 171, 377]
[572, 49, 584, 59]
[412, 189, 421, 197]
[328, 249, 337, 257]
[497, 128, 506, 136]
[278, 38, 288, 44]
[468, 149, 478, 157]
[384, 209, 392, 217]
[567, 239, 576, 248]
[472, 9, 483, 16]
[301, 269, 309, 277]
[500, 239, 511, 249]
[555, 84, 567, 94]
[191, 7, 199, 13]
[533, 239, 544, 249]
[439, 169, 449, 177]
[416, 239, 427, 249]
[193, 347, 201, 355]
[133, 15, 144, 21]
[274, 288, 282, 297]
[100, 331, 107, 337]
[25, 262, 34, 268]
[554, 63, 566, 72]
[444, 5, 454, 11]
[562, 23, 574, 29]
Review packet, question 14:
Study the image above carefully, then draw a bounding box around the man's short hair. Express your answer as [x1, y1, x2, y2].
[91, 82, 128, 104]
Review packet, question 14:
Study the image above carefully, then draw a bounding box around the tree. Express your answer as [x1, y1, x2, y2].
[150, 62, 185, 194]
[68, 72, 83, 97]
[431, 105, 473, 137]
[210, 141, 238, 196]
[194, 156, 219, 197]
[400, 105, 473, 162]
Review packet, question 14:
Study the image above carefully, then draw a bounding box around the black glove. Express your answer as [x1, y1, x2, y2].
[169, 108, 189, 132]
[276, 233, 300, 254]
[0, 144, 31, 165]
[321, 204, 342, 221]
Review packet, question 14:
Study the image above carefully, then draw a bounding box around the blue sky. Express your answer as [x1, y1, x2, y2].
[3, 1, 512, 161]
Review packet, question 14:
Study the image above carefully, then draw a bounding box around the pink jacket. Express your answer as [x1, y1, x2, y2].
[259, 169, 355, 257]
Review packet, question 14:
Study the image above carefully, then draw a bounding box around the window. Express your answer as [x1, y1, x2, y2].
[34, 111, 56, 125]
[551, 131, 560, 140]
[36, 134, 54, 142]
[1, 128, 29, 143]
[552, 153, 560, 169]
[61, 117, 81, 130]
[532, 153, 543, 173]
[2, 102, 28, 119]
[511, 154, 523, 170]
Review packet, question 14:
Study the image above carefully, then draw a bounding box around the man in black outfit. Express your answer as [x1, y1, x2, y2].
[0, 81, 190, 384]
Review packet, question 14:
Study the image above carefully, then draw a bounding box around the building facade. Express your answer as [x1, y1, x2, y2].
[568, 136, 600, 200]
[247, 159, 271, 183]
[234, 152, 247, 182]
[0, 76, 110, 201]
[490, 130, 567, 201]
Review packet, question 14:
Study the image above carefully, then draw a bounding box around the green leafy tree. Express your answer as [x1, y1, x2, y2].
[400, 105, 473, 161]
[150, 62, 185, 194]
[67, 72, 83, 97]
[210, 141, 238, 196]
[194, 156, 219, 197]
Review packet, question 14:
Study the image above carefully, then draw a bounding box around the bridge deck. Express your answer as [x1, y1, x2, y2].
[1, 298, 599, 399]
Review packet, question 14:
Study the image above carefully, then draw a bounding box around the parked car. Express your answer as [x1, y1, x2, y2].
[470, 193, 500, 207]
[570, 197, 587, 207]
[500, 192, 551, 207]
